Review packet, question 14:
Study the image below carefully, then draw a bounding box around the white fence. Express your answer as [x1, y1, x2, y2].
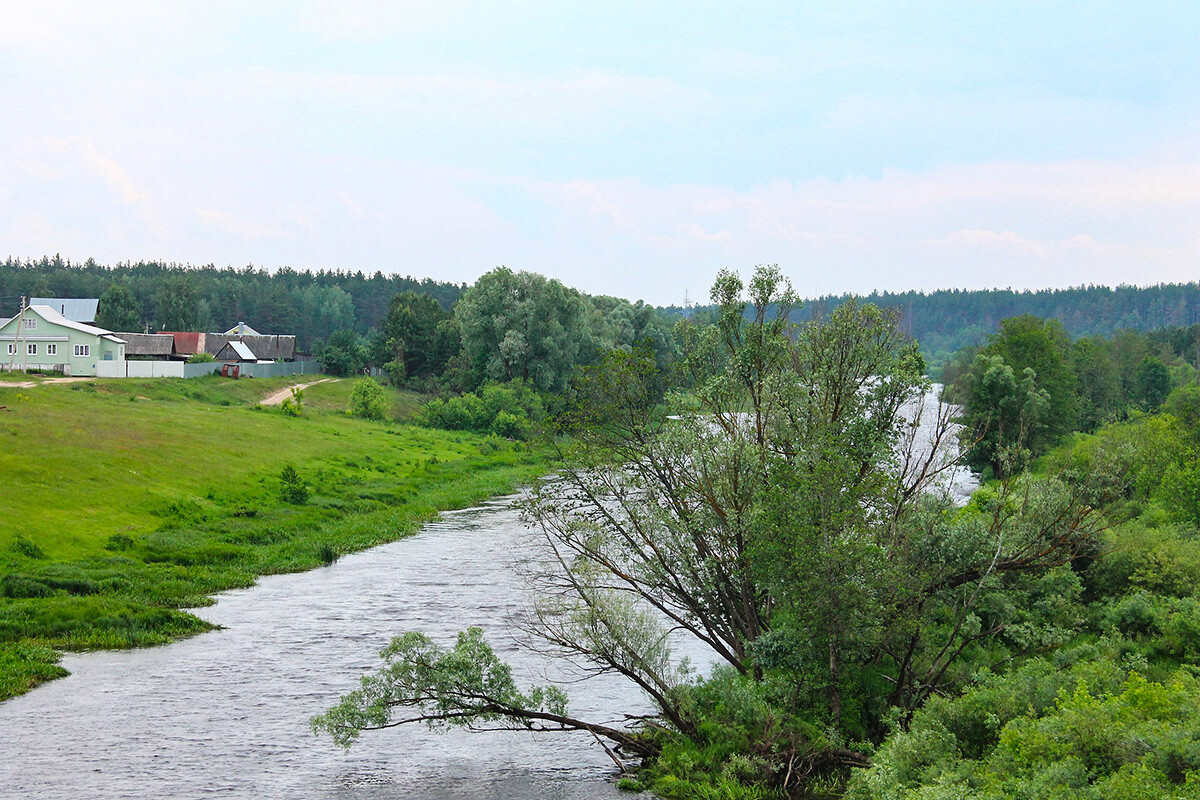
[127, 361, 186, 378]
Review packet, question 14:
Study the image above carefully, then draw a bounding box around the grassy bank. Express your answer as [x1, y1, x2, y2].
[0, 375, 549, 700]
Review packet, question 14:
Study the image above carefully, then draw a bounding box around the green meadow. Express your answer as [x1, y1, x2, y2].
[0, 375, 548, 700]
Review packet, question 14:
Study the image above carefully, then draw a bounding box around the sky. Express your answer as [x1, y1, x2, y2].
[0, 1, 1197, 306]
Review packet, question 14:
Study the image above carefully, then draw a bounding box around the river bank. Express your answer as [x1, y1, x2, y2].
[0, 376, 550, 699]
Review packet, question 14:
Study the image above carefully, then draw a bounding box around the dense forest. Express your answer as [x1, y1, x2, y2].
[6, 256, 1200, 369]
[668, 283, 1200, 369]
[0, 255, 464, 347]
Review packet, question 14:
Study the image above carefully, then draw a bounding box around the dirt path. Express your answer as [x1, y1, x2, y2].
[0, 376, 96, 389]
[260, 378, 337, 406]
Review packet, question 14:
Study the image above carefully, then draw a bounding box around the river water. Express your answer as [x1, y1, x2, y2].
[0, 498, 652, 799]
[0, 389, 972, 799]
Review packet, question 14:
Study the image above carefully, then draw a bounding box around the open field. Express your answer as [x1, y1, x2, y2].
[0, 375, 549, 699]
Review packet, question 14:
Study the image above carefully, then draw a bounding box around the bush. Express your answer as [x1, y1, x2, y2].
[186, 352, 215, 363]
[280, 387, 304, 417]
[349, 377, 388, 421]
[419, 380, 544, 439]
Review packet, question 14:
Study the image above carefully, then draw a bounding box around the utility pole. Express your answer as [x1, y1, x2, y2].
[18, 296, 28, 373]
[7, 296, 26, 373]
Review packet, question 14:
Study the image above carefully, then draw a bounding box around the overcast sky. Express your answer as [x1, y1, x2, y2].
[1, 2, 1197, 305]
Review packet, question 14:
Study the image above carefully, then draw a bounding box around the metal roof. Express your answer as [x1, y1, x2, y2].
[217, 340, 257, 361]
[30, 298, 99, 323]
[26, 305, 125, 343]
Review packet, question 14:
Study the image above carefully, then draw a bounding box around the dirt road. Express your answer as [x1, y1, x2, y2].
[259, 378, 337, 405]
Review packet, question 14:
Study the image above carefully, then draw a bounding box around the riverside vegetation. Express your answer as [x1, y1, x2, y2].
[0, 375, 548, 700]
[315, 268, 1200, 799]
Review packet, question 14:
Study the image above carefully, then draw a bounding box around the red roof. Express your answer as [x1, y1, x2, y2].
[161, 331, 205, 355]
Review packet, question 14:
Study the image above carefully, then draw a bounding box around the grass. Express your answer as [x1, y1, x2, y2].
[0, 375, 550, 700]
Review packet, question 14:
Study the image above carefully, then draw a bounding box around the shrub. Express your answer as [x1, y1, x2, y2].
[280, 387, 304, 417]
[186, 352, 215, 363]
[104, 534, 136, 552]
[350, 377, 388, 421]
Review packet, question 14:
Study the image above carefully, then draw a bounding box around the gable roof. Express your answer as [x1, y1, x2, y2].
[26, 305, 125, 344]
[30, 298, 99, 323]
[224, 321, 262, 336]
[216, 340, 257, 361]
[119, 333, 176, 357]
[205, 334, 295, 360]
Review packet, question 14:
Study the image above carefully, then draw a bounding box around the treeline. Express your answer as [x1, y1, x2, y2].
[668, 282, 1200, 368]
[0, 255, 464, 347]
[320, 267, 676, 400]
[944, 315, 1200, 477]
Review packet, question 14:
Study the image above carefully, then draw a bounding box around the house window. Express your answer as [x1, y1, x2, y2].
[5, 343, 13, 356]
[27, 343, 37, 355]
[24, 317, 36, 330]
[74, 344, 90, 357]
[46, 344, 57, 356]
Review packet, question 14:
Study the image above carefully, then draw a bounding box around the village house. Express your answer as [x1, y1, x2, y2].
[0, 304, 126, 377]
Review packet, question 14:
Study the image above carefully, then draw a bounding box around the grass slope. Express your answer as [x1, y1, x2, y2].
[0, 375, 548, 700]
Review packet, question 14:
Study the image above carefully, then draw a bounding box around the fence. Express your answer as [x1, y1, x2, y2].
[117, 359, 323, 379]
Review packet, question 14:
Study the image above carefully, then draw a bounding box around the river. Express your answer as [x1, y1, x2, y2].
[0, 389, 972, 799]
[0, 498, 654, 799]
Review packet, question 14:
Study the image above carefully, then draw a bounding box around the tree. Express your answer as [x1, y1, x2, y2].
[95, 283, 143, 332]
[375, 292, 458, 383]
[980, 315, 1077, 442]
[316, 268, 1109, 792]
[349, 377, 388, 420]
[960, 353, 1051, 478]
[153, 276, 201, 331]
[453, 267, 592, 392]
[316, 330, 368, 377]
[1135, 356, 1172, 411]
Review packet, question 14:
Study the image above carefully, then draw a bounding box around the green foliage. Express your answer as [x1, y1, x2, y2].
[186, 352, 215, 363]
[349, 377, 388, 420]
[95, 282, 143, 331]
[279, 386, 304, 417]
[374, 292, 459, 383]
[1136, 356, 1172, 411]
[316, 329, 368, 376]
[154, 275, 204, 331]
[453, 267, 592, 392]
[311, 627, 570, 747]
[279, 465, 310, 504]
[848, 652, 1200, 800]
[420, 380, 545, 439]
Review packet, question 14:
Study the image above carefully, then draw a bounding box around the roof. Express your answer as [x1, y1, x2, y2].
[162, 331, 206, 355]
[26, 305, 125, 344]
[224, 321, 262, 336]
[119, 333, 175, 357]
[205, 334, 296, 360]
[30, 298, 99, 323]
[216, 340, 258, 361]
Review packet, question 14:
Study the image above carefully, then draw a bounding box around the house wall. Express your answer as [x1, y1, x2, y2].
[0, 315, 123, 377]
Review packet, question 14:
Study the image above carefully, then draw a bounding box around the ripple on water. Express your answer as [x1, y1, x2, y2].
[0, 501, 641, 800]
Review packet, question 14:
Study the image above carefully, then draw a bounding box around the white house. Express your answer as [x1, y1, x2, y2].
[0, 305, 126, 377]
